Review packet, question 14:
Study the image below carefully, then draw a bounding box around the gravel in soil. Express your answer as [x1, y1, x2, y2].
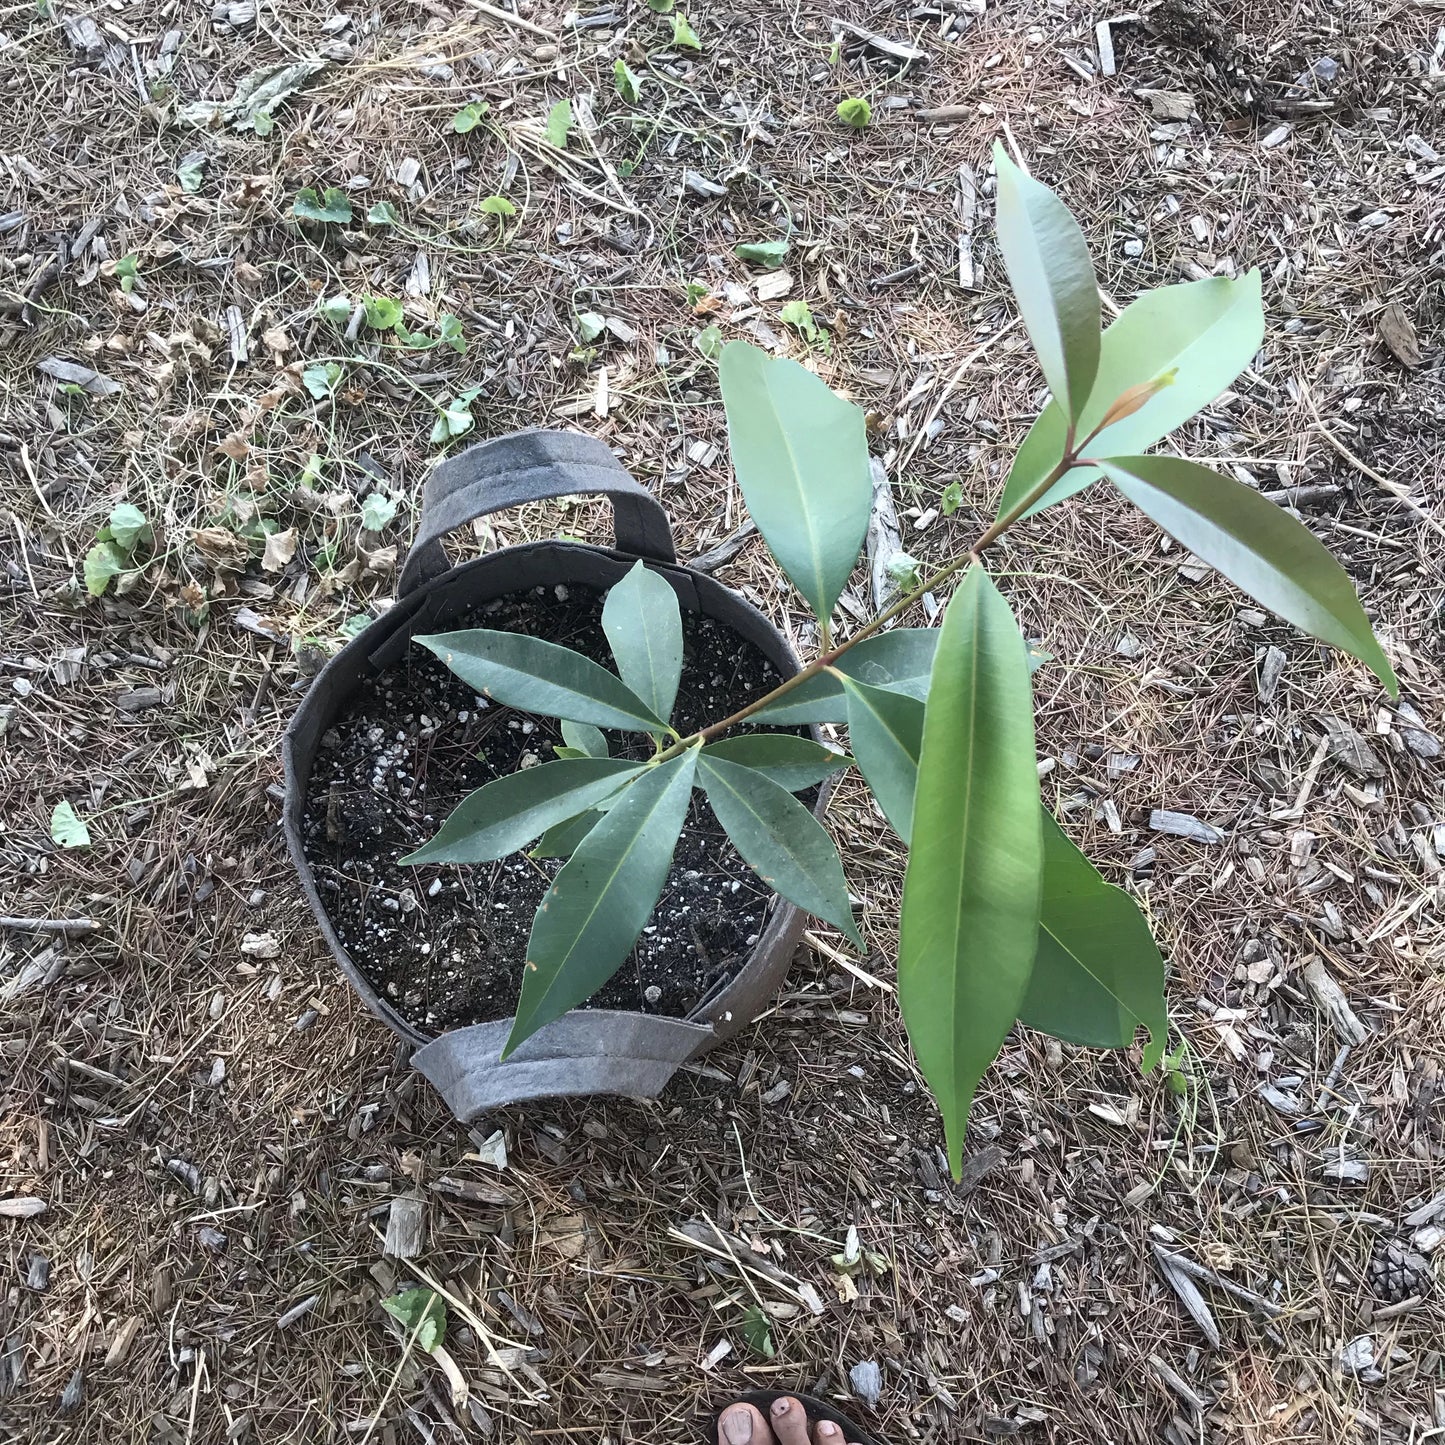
[300, 582, 794, 1032]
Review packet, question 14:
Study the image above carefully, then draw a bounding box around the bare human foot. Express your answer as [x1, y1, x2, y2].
[717, 1394, 864, 1445]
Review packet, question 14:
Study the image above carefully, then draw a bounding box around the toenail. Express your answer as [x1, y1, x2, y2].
[817, 1425, 841, 1441]
[772, 1398, 791, 1418]
[721, 1407, 754, 1444]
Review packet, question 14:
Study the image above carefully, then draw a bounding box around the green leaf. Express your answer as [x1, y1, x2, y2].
[647, 0, 674, 10]
[50, 799, 91, 849]
[438, 314, 465, 354]
[735, 239, 789, 267]
[576, 311, 606, 343]
[996, 271, 1264, 520]
[898, 567, 1042, 1177]
[561, 721, 608, 758]
[251, 109, 275, 137]
[302, 362, 342, 399]
[941, 480, 964, 515]
[1099, 455, 1397, 694]
[530, 810, 601, 858]
[601, 561, 684, 727]
[778, 298, 819, 342]
[695, 324, 722, 359]
[752, 629, 940, 724]
[698, 755, 860, 944]
[108, 503, 149, 552]
[507, 751, 699, 1052]
[114, 254, 139, 281]
[362, 295, 404, 331]
[670, 11, 701, 48]
[545, 98, 573, 148]
[741, 1304, 776, 1359]
[1020, 810, 1167, 1071]
[317, 293, 352, 325]
[360, 492, 397, 531]
[415, 630, 667, 731]
[480, 194, 516, 218]
[403, 757, 644, 864]
[719, 341, 871, 624]
[292, 186, 352, 223]
[837, 97, 871, 129]
[381, 1289, 447, 1354]
[614, 57, 643, 101]
[367, 200, 399, 226]
[176, 157, 205, 193]
[83, 542, 125, 597]
[839, 677, 924, 842]
[452, 101, 490, 133]
[992, 144, 1099, 424]
[700, 734, 849, 791]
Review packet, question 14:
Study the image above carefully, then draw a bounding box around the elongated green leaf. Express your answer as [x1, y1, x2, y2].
[719, 341, 871, 623]
[601, 561, 684, 727]
[506, 751, 698, 1052]
[898, 567, 1042, 1178]
[993, 144, 1099, 424]
[403, 758, 643, 864]
[561, 721, 608, 758]
[752, 629, 940, 724]
[996, 272, 1264, 520]
[700, 734, 849, 791]
[416, 630, 666, 731]
[698, 755, 860, 944]
[1099, 455, 1397, 694]
[1020, 810, 1167, 1070]
[839, 677, 924, 843]
[530, 810, 601, 858]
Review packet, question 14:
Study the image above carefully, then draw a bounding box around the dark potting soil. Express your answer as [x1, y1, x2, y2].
[299, 582, 798, 1033]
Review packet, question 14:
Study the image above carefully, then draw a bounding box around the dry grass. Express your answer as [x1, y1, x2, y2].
[3, 0, 1444, 1441]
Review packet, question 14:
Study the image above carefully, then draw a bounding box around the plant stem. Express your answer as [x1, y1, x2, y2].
[652, 448, 1083, 762]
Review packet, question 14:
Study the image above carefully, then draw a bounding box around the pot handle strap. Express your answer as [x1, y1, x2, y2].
[399, 428, 676, 595]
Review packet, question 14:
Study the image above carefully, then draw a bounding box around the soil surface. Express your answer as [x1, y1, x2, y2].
[299, 582, 793, 1031]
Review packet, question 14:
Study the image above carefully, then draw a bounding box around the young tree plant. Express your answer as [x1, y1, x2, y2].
[408, 144, 1395, 1175]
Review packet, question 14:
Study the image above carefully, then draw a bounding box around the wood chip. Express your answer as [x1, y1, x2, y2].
[1152, 1247, 1221, 1348]
[754, 270, 794, 302]
[104, 1316, 142, 1367]
[383, 1196, 426, 1258]
[38, 357, 121, 397]
[1095, 19, 1115, 75]
[1303, 956, 1367, 1044]
[1377, 303, 1421, 368]
[0, 1197, 47, 1219]
[276, 1294, 319, 1329]
[1150, 810, 1224, 844]
[1318, 714, 1385, 778]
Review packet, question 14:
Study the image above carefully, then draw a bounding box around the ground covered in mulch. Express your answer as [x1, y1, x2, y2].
[3, 0, 1444, 1442]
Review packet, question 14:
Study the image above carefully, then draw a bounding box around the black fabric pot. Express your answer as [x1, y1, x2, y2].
[282, 429, 816, 1121]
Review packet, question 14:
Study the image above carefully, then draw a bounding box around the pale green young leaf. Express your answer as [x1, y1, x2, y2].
[452, 101, 490, 133]
[1099, 455, 1397, 694]
[403, 758, 644, 864]
[735, 239, 789, 267]
[317, 293, 352, 325]
[362, 295, 404, 331]
[545, 98, 572, 148]
[415, 630, 668, 731]
[698, 755, 860, 945]
[671, 12, 701, 49]
[108, 503, 149, 552]
[719, 341, 871, 624]
[601, 560, 684, 727]
[995, 271, 1264, 520]
[506, 751, 698, 1053]
[382, 1289, 447, 1354]
[992, 144, 1099, 423]
[50, 799, 91, 849]
[839, 676, 924, 842]
[561, 721, 608, 758]
[1020, 810, 1167, 1071]
[360, 492, 397, 531]
[83, 542, 126, 597]
[614, 58, 642, 102]
[292, 186, 352, 223]
[700, 734, 849, 791]
[836, 97, 871, 129]
[480, 195, 516, 217]
[367, 200, 399, 226]
[898, 567, 1043, 1177]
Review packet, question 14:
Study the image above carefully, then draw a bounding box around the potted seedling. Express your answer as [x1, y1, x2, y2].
[284, 147, 1393, 1166]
